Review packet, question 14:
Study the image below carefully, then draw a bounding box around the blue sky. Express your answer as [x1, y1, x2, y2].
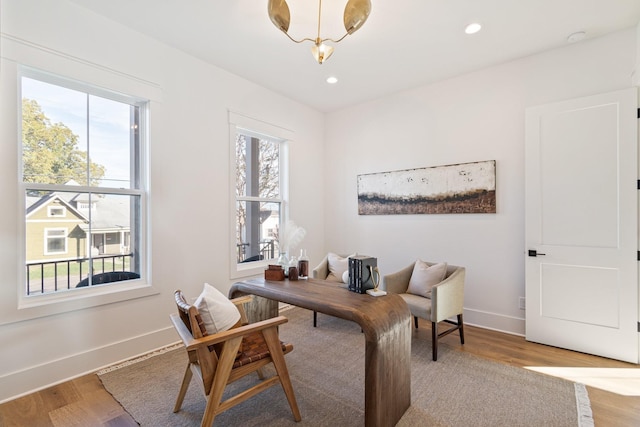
[22, 77, 132, 188]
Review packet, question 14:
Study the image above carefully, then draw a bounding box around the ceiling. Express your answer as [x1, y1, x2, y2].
[67, 0, 640, 113]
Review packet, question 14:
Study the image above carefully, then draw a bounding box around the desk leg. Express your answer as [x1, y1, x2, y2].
[238, 294, 279, 324]
[364, 317, 412, 427]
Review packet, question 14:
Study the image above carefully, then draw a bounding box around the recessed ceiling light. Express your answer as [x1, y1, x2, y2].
[326, 76, 338, 84]
[567, 31, 586, 43]
[465, 23, 482, 35]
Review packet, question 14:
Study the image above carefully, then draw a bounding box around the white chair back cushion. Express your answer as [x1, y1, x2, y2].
[195, 283, 241, 334]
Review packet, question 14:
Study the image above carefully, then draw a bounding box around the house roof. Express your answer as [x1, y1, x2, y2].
[26, 193, 88, 222]
[26, 191, 130, 233]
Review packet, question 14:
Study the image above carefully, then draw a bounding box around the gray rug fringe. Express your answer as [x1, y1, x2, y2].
[96, 343, 182, 375]
[575, 383, 594, 427]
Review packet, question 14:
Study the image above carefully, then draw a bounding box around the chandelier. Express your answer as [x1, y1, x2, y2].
[268, 0, 372, 64]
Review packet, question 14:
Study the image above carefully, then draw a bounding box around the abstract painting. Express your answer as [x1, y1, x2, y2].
[357, 160, 496, 215]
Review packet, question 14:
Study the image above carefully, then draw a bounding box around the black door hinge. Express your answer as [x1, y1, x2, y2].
[637, 108, 640, 119]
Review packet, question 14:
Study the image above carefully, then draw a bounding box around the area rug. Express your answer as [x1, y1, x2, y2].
[99, 307, 592, 426]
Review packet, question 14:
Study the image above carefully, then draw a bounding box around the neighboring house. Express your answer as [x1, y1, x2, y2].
[25, 191, 131, 264]
[65, 192, 132, 256]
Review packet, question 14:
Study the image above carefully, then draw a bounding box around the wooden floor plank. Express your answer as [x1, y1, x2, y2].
[0, 377, 136, 427]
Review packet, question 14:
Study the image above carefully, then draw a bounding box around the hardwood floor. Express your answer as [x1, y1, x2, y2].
[0, 373, 137, 427]
[1, 321, 638, 426]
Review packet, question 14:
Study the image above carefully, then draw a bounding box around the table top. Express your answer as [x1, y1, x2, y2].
[230, 277, 410, 341]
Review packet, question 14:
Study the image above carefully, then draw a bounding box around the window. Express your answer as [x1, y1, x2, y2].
[44, 228, 67, 255]
[47, 206, 66, 217]
[21, 68, 147, 296]
[229, 112, 292, 278]
[235, 132, 282, 263]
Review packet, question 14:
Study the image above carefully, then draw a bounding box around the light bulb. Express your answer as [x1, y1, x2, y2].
[311, 42, 334, 64]
[465, 23, 482, 35]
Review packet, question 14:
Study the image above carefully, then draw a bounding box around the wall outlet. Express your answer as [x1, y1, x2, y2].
[519, 297, 526, 310]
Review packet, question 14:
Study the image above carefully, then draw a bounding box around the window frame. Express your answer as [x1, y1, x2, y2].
[17, 65, 152, 311]
[43, 227, 68, 255]
[47, 206, 66, 217]
[228, 111, 293, 279]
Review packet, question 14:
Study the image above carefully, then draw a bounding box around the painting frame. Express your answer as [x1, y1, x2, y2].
[357, 160, 496, 215]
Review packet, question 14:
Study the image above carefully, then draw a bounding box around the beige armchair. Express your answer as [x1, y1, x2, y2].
[311, 253, 350, 327]
[311, 254, 352, 283]
[383, 262, 465, 361]
[311, 253, 331, 281]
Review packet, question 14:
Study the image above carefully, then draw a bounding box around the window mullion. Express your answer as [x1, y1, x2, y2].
[86, 94, 93, 280]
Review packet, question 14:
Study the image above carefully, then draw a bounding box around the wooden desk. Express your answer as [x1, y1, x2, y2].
[229, 277, 412, 427]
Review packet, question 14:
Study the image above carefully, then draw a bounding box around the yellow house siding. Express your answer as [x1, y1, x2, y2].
[26, 199, 87, 262]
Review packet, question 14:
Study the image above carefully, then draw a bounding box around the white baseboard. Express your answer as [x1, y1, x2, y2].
[0, 326, 177, 404]
[280, 304, 524, 336]
[279, 304, 525, 336]
[463, 307, 525, 337]
[278, 302, 295, 311]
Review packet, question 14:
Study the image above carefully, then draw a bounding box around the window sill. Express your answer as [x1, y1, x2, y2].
[0, 281, 158, 326]
[230, 260, 270, 280]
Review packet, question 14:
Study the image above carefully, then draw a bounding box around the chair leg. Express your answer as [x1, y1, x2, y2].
[313, 310, 317, 327]
[432, 321, 438, 361]
[414, 316, 419, 329]
[201, 337, 243, 427]
[431, 315, 464, 362]
[173, 363, 193, 413]
[262, 327, 302, 421]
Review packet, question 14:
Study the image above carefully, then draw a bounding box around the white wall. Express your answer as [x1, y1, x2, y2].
[634, 22, 640, 86]
[323, 28, 637, 334]
[0, 0, 325, 402]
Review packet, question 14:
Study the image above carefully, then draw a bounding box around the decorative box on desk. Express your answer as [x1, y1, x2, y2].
[264, 265, 285, 281]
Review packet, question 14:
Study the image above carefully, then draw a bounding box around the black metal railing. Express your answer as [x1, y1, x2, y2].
[236, 240, 276, 263]
[26, 253, 135, 295]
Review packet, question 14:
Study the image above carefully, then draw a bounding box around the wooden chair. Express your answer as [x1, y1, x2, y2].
[170, 290, 301, 426]
[383, 262, 465, 361]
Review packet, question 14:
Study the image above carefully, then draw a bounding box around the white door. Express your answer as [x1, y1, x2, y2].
[525, 88, 638, 363]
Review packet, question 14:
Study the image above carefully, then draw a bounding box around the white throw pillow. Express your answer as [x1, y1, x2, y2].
[406, 260, 448, 298]
[194, 283, 241, 334]
[327, 252, 356, 282]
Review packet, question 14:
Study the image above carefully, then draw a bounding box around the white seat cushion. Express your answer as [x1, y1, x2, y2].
[400, 293, 432, 320]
